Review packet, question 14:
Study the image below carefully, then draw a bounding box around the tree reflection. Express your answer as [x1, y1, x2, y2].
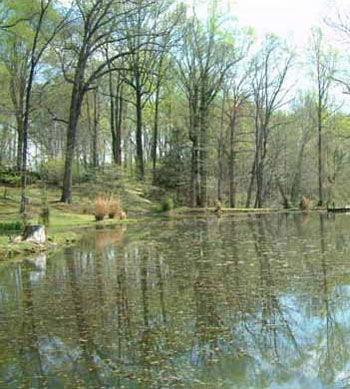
[193, 225, 224, 366]
[3, 216, 350, 387]
[247, 216, 301, 368]
[317, 214, 347, 384]
[20, 262, 47, 388]
[65, 247, 102, 387]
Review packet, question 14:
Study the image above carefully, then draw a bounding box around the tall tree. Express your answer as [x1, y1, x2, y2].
[121, 0, 177, 180]
[176, 11, 240, 207]
[225, 61, 251, 208]
[247, 35, 293, 208]
[0, 35, 28, 171]
[1, 0, 70, 212]
[58, 0, 158, 203]
[309, 27, 336, 207]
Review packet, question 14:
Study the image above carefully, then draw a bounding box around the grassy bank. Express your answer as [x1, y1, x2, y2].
[0, 183, 312, 260]
[0, 184, 140, 260]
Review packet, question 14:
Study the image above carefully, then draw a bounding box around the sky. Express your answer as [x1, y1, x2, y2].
[232, 0, 324, 47]
[189, 0, 350, 108]
[207, 0, 330, 49]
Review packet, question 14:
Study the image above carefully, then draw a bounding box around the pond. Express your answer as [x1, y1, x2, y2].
[1, 213, 350, 388]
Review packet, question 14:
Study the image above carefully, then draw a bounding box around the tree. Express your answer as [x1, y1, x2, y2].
[58, 0, 158, 203]
[309, 27, 336, 207]
[225, 60, 251, 207]
[246, 35, 293, 208]
[0, 0, 70, 212]
[0, 34, 28, 172]
[176, 11, 240, 207]
[121, 0, 177, 180]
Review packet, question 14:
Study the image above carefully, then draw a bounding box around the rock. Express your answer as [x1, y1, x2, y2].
[22, 225, 46, 244]
[120, 211, 127, 219]
[11, 236, 22, 243]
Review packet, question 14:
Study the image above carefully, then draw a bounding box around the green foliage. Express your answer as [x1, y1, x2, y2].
[0, 220, 21, 231]
[160, 196, 175, 212]
[40, 159, 84, 185]
[0, 166, 20, 186]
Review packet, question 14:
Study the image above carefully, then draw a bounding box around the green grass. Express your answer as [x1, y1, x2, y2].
[0, 184, 137, 260]
[0, 221, 22, 231]
[0, 182, 309, 260]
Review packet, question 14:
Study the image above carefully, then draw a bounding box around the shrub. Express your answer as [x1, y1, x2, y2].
[0, 221, 22, 231]
[160, 196, 174, 212]
[0, 166, 20, 186]
[40, 159, 84, 185]
[95, 196, 108, 221]
[108, 195, 121, 219]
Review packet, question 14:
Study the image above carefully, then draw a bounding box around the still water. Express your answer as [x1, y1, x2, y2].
[1, 213, 350, 388]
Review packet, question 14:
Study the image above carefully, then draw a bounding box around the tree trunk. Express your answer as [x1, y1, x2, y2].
[16, 120, 24, 173]
[152, 78, 161, 183]
[291, 143, 306, 205]
[115, 84, 123, 166]
[217, 92, 226, 202]
[190, 137, 200, 207]
[61, 84, 84, 204]
[229, 110, 237, 208]
[108, 70, 116, 163]
[135, 88, 144, 179]
[318, 100, 324, 207]
[20, 65, 35, 214]
[199, 100, 208, 208]
[246, 158, 256, 208]
[92, 88, 99, 168]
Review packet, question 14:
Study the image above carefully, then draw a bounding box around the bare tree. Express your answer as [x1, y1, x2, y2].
[247, 35, 293, 208]
[176, 12, 241, 207]
[121, 0, 178, 180]
[309, 28, 336, 207]
[58, 0, 161, 203]
[225, 65, 251, 208]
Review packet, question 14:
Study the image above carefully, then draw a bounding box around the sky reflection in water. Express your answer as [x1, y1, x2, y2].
[1, 213, 350, 388]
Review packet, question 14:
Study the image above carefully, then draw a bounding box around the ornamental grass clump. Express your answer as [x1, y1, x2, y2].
[108, 196, 121, 219]
[95, 196, 108, 221]
[300, 196, 311, 211]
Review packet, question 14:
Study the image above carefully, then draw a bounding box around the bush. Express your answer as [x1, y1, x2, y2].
[40, 159, 84, 185]
[160, 196, 174, 212]
[0, 221, 22, 231]
[95, 196, 108, 221]
[108, 195, 122, 219]
[0, 166, 20, 186]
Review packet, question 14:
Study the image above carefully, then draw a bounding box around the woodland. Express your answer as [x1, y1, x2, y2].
[1, 0, 350, 214]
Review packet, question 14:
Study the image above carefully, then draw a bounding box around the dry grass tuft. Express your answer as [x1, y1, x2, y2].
[108, 195, 122, 219]
[300, 196, 311, 211]
[95, 196, 108, 221]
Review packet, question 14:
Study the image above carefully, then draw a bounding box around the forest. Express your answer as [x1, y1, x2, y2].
[3, 2, 350, 386]
[1, 0, 350, 214]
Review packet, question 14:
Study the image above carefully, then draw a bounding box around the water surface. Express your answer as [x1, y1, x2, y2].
[1, 213, 350, 388]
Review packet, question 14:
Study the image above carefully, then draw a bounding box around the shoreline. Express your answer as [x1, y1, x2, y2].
[0, 207, 325, 260]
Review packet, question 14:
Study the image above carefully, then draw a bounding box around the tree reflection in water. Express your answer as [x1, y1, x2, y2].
[2, 216, 350, 387]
